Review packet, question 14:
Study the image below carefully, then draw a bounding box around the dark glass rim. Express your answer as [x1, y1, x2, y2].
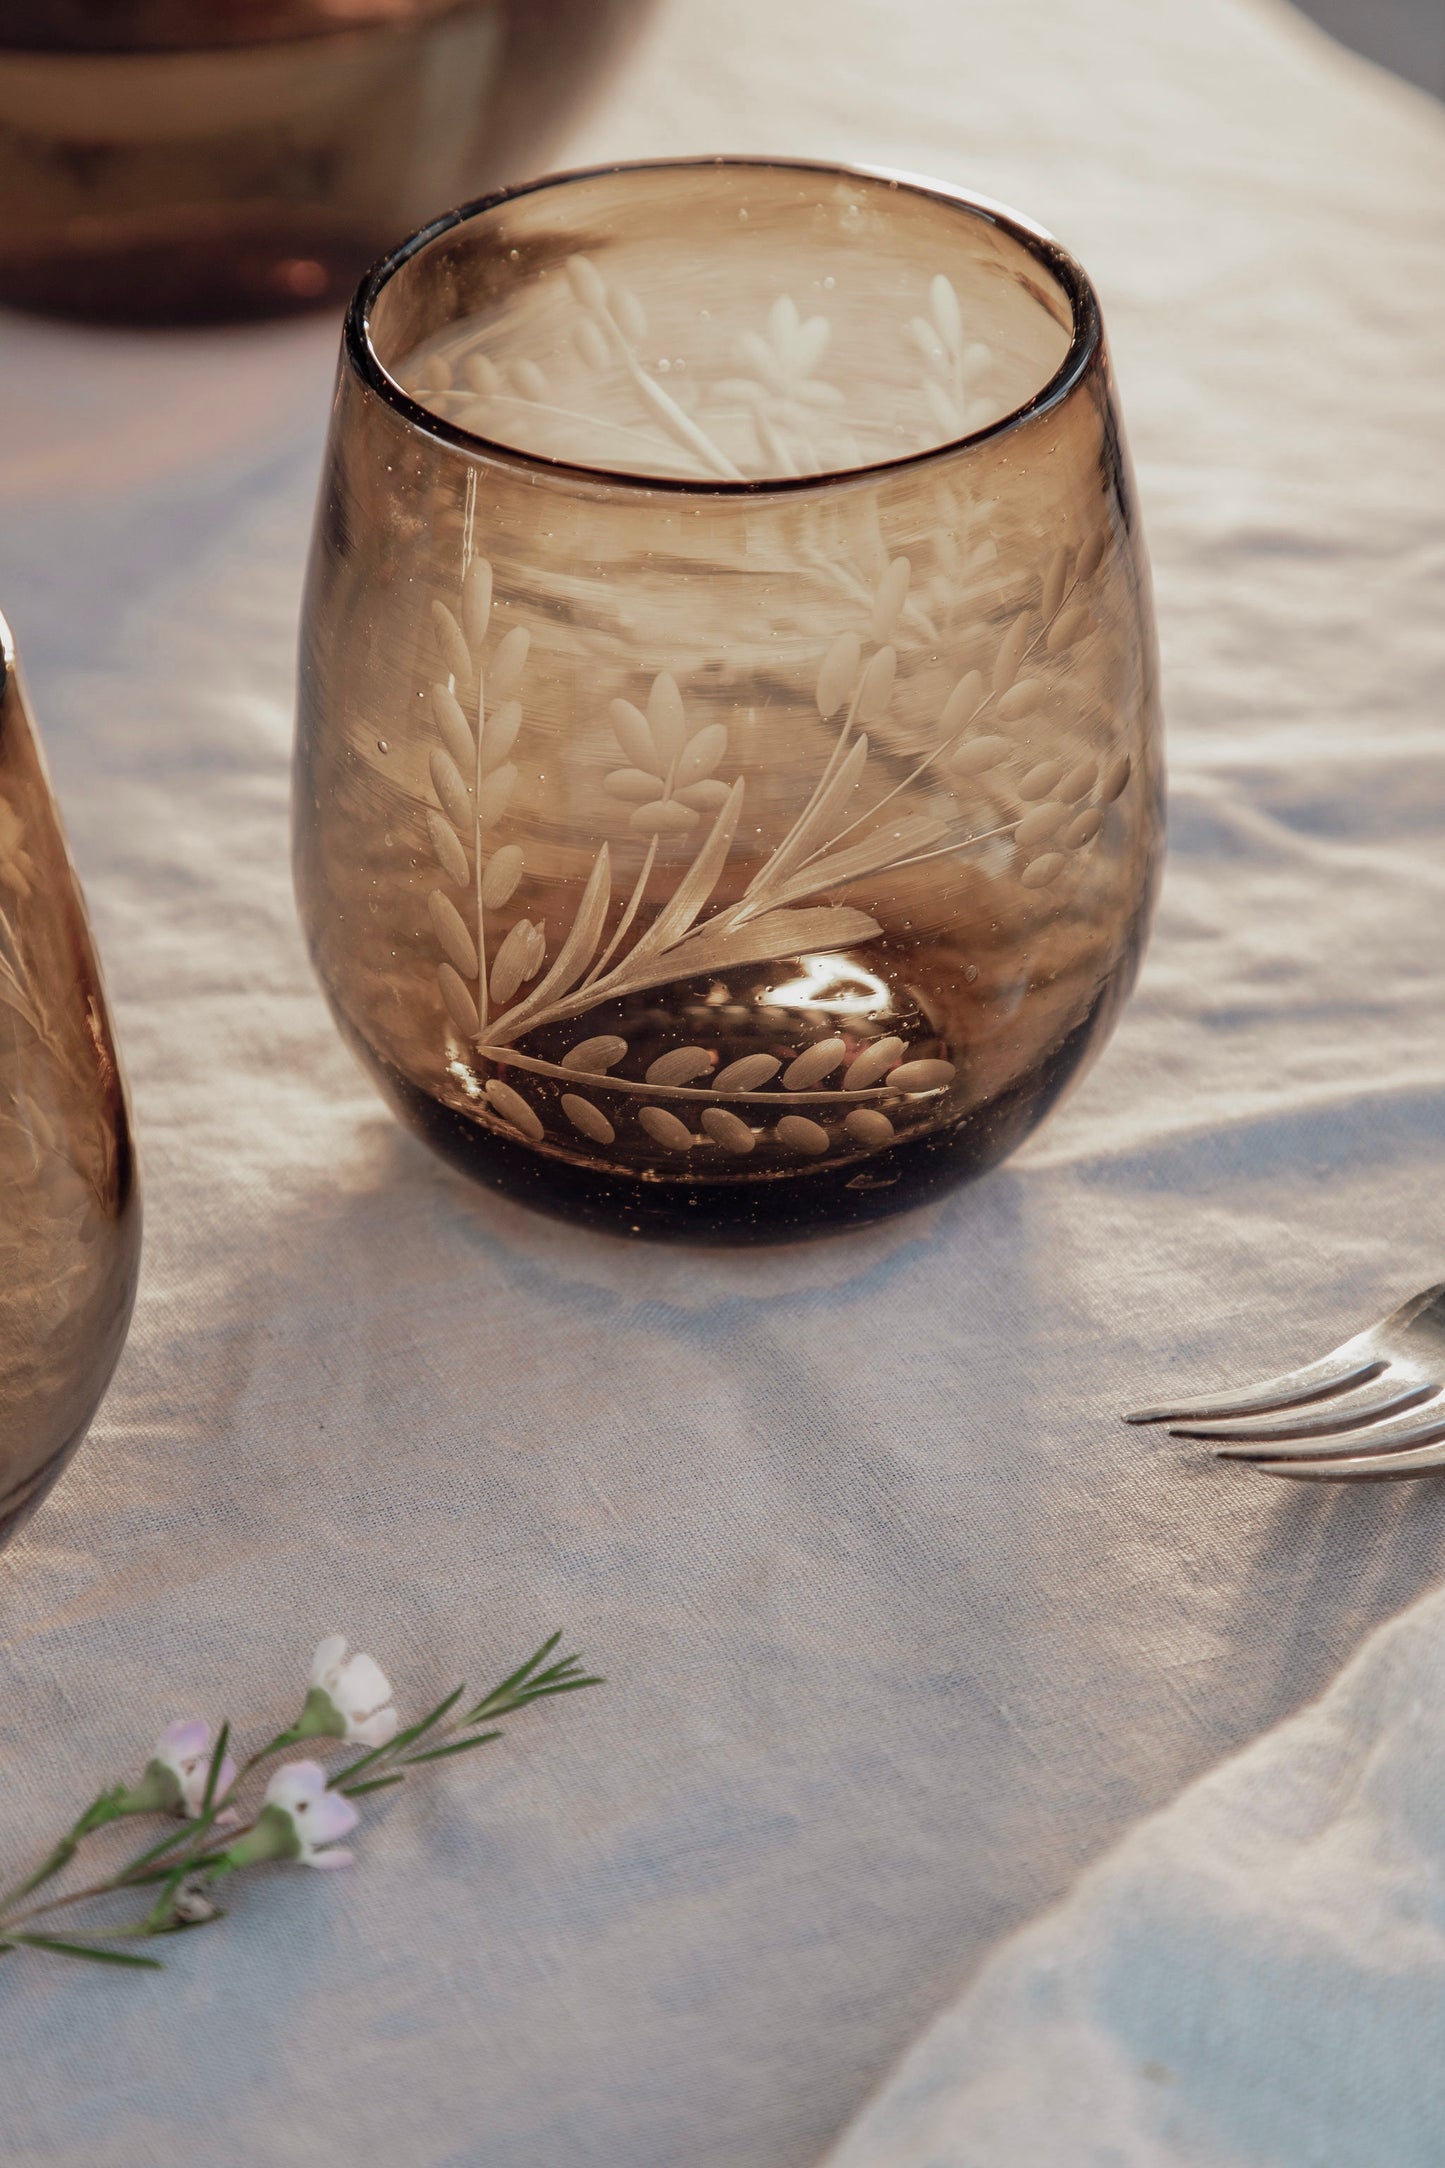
[347, 155, 1103, 499]
[0, 2, 474, 56]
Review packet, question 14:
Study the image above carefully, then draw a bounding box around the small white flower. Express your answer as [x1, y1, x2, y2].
[170, 1874, 224, 1925]
[153, 1719, 239, 1820]
[307, 1635, 399, 1748]
[264, 1761, 360, 1869]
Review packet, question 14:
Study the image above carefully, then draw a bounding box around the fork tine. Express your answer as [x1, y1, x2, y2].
[1381, 1281, 1445, 1332]
[1249, 1428, 1445, 1482]
[1214, 1393, 1445, 1465]
[1168, 1375, 1437, 1444]
[1123, 1343, 1383, 1427]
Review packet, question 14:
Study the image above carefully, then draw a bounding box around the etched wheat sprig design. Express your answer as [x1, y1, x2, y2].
[882, 526, 1130, 884]
[415, 507, 1127, 1160]
[0, 809, 107, 1223]
[406, 262, 1011, 484]
[563, 255, 746, 482]
[907, 272, 997, 440]
[423, 566, 539, 1040]
[474, 1031, 956, 1161]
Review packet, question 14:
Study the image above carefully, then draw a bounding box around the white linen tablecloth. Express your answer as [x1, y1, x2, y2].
[824, 1577, 1445, 2167]
[0, 2, 1442, 2163]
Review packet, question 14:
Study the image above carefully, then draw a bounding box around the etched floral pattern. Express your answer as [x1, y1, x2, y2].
[296, 165, 1161, 1231]
[406, 265, 1013, 486]
[411, 522, 1130, 1170]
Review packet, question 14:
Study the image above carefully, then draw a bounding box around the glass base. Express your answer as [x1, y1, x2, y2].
[354, 997, 1109, 1244]
[0, 1434, 85, 1552]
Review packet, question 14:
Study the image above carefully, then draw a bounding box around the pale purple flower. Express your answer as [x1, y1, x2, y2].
[155, 1719, 239, 1820]
[308, 1635, 398, 1747]
[264, 1760, 360, 1869]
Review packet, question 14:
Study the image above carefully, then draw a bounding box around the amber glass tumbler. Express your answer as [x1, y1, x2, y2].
[295, 160, 1163, 1241]
[0, 615, 141, 1545]
[0, 0, 650, 324]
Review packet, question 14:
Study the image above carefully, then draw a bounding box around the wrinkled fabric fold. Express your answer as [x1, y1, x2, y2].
[823, 1579, 1445, 2166]
[0, 1, 1440, 2164]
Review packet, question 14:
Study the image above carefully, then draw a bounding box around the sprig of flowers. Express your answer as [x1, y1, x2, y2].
[0, 1629, 600, 1972]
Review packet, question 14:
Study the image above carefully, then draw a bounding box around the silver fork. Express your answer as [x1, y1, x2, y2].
[1125, 1282, 1445, 1480]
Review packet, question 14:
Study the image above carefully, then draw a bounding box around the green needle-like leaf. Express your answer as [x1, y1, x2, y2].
[330, 1743, 392, 1787]
[0, 1622, 602, 1980]
[119, 1790, 231, 1884]
[0, 1831, 79, 1907]
[507, 1676, 605, 1706]
[201, 1723, 232, 1816]
[340, 1683, 471, 1781]
[403, 1729, 503, 1766]
[466, 1631, 564, 1719]
[397, 1683, 467, 1748]
[122, 1862, 216, 1889]
[11, 1933, 163, 1970]
[117, 1824, 197, 1878]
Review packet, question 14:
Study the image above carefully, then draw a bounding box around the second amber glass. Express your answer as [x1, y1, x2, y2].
[0, 614, 141, 1544]
[295, 160, 1163, 1240]
[0, 1, 651, 323]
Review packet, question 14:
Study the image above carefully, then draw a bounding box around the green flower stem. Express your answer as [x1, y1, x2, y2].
[0, 1787, 130, 1911]
[0, 1824, 255, 1935]
[0, 1628, 599, 1971]
[0, 1837, 81, 1913]
[5, 1933, 164, 1970]
[237, 1728, 305, 1777]
[212, 1803, 302, 1873]
[235, 1690, 348, 1778]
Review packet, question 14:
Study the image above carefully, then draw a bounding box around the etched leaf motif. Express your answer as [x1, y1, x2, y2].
[924, 378, 962, 435]
[490, 918, 539, 1005]
[646, 674, 687, 767]
[752, 734, 870, 897]
[675, 724, 728, 790]
[491, 627, 531, 700]
[856, 645, 897, 721]
[482, 905, 881, 1051]
[604, 677, 730, 836]
[436, 963, 478, 1037]
[427, 811, 469, 887]
[475, 851, 518, 918]
[941, 671, 985, 732]
[630, 783, 744, 957]
[606, 767, 661, 805]
[563, 1034, 628, 1072]
[497, 845, 612, 1032]
[480, 701, 522, 775]
[413, 530, 1130, 1115]
[431, 601, 472, 688]
[429, 749, 471, 831]
[631, 801, 698, 836]
[428, 891, 478, 980]
[677, 779, 731, 813]
[432, 684, 474, 772]
[870, 557, 911, 642]
[420, 554, 538, 1036]
[714, 1054, 780, 1092]
[764, 814, 949, 908]
[930, 273, 963, 358]
[462, 558, 493, 649]
[656, 905, 881, 984]
[609, 701, 657, 773]
[816, 633, 861, 719]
